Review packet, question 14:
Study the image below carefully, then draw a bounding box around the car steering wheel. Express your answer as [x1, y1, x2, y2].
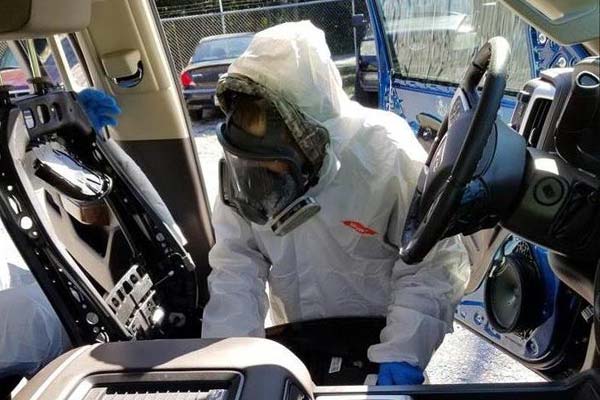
[400, 37, 511, 264]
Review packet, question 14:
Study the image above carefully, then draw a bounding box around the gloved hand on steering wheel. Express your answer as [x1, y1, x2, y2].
[78, 88, 121, 131]
[377, 362, 425, 385]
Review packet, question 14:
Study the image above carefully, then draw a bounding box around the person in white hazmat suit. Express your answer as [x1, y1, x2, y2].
[202, 21, 470, 385]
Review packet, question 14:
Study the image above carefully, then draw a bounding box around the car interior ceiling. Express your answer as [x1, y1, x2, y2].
[0, 0, 600, 399]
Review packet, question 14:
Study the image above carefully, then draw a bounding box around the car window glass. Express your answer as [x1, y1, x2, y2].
[377, 0, 531, 91]
[6, 38, 91, 92]
[191, 36, 254, 63]
[0, 41, 30, 95]
[57, 35, 91, 90]
[29, 38, 63, 85]
[1, 40, 63, 92]
[0, 43, 18, 70]
[359, 36, 376, 56]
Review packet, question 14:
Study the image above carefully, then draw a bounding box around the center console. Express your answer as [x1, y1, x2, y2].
[14, 338, 313, 400]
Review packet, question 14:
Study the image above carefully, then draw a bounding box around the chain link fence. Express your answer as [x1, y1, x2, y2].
[0, 42, 11, 86]
[160, 0, 365, 72]
[0, 41, 7, 58]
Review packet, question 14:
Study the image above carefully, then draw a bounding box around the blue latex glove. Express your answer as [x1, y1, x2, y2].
[78, 88, 121, 131]
[377, 362, 425, 385]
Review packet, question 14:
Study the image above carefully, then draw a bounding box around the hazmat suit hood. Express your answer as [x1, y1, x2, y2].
[225, 20, 350, 123]
[216, 21, 349, 173]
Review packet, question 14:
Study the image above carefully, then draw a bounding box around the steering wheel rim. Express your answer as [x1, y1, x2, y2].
[400, 37, 511, 264]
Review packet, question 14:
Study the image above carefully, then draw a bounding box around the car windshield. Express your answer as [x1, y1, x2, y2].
[360, 25, 376, 56]
[375, 0, 531, 90]
[360, 38, 376, 57]
[191, 35, 253, 63]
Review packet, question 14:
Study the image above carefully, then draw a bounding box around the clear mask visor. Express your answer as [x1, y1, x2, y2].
[223, 151, 302, 224]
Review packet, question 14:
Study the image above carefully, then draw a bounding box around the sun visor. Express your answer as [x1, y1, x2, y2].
[0, 0, 92, 39]
[501, 0, 599, 45]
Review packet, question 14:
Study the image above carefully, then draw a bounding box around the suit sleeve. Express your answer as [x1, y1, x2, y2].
[202, 196, 270, 338]
[367, 114, 470, 369]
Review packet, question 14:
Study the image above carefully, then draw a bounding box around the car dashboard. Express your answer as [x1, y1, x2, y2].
[14, 338, 312, 400]
[12, 337, 599, 400]
[454, 56, 600, 379]
[512, 57, 600, 171]
[507, 56, 600, 291]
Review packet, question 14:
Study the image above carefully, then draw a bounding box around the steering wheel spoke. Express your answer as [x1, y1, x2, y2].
[447, 88, 473, 130]
[400, 37, 526, 264]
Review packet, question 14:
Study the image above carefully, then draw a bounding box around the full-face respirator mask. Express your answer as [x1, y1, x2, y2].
[217, 86, 328, 236]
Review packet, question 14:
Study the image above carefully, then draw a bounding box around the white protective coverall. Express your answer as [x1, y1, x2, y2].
[202, 21, 470, 369]
[0, 250, 70, 378]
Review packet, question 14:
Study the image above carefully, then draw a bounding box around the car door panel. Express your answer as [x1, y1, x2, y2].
[0, 89, 206, 345]
[118, 138, 212, 306]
